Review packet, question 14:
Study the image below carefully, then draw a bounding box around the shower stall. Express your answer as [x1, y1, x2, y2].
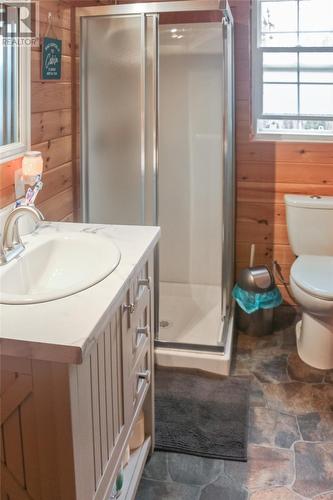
[78, 0, 235, 374]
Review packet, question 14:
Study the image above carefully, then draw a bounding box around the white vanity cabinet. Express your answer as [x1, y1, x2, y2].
[0, 251, 155, 500]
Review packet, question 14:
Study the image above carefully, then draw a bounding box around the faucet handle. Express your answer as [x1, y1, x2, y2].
[1, 204, 45, 260]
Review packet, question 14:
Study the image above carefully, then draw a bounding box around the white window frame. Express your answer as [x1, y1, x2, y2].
[251, 0, 333, 142]
[0, 6, 31, 163]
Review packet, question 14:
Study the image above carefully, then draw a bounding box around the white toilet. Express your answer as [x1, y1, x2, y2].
[285, 194, 333, 370]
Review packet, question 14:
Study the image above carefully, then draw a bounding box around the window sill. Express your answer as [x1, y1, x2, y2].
[0, 143, 28, 164]
[252, 132, 333, 143]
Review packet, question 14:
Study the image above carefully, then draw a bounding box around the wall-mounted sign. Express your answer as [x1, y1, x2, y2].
[41, 37, 62, 80]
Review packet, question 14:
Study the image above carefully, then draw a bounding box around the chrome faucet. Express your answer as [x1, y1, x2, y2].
[0, 205, 45, 266]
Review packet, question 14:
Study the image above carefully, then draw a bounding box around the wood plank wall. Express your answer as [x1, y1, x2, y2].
[0, 1, 74, 222]
[229, 0, 333, 303]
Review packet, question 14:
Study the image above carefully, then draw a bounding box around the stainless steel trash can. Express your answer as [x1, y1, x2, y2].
[236, 266, 275, 337]
[237, 307, 274, 337]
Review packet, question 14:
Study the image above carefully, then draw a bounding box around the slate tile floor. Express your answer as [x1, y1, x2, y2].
[136, 308, 333, 499]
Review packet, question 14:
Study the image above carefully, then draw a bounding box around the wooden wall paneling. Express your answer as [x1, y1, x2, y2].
[0, 1, 74, 218]
[61, 212, 74, 221]
[236, 220, 289, 245]
[237, 181, 333, 204]
[0, 159, 23, 208]
[38, 188, 73, 221]
[0, 159, 22, 191]
[236, 241, 295, 267]
[32, 82, 72, 113]
[0, 186, 15, 208]
[229, 1, 333, 305]
[37, 2, 71, 30]
[31, 110, 72, 144]
[237, 161, 333, 185]
[34, 136, 72, 173]
[236, 140, 333, 164]
[37, 162, 72, 204]
[237, 201, 286, 225]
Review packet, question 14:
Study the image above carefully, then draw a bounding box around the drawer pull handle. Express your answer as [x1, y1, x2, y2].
[123, 302, 135, 314]
[138, 277, 151, 290]
[136, 325, 150, 338]
[137, 370, 151, 383]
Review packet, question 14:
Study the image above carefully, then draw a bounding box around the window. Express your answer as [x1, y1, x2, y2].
[252, 0, 333, 141]
[0, 2, 31, 161]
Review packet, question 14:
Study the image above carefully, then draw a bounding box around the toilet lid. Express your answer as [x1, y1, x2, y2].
[291, 256, 333, 300]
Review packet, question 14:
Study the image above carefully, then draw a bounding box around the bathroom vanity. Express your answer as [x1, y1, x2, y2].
[0, 222, 160, 500]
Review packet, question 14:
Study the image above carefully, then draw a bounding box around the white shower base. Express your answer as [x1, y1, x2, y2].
[158, 282, 221, 345]
[155, 282, 234, 375]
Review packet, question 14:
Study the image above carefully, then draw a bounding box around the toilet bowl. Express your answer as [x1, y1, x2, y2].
[290, 255, 333, 370]
[285, 194, 333, 370]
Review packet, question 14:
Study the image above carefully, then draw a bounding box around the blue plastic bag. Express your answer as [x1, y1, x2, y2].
[232, 284, 282, 314]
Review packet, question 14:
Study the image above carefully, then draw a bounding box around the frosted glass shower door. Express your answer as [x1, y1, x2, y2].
[81, 14, 157, 225]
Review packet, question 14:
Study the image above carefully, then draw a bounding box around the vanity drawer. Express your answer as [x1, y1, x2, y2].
[134, 260, 151, 304]
[130, 291, 150, 369]
[130, 348, 151, 416]
[123, 271, 151, 331]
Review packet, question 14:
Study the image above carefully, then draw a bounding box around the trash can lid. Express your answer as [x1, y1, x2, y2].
[238, 266, 274, 293]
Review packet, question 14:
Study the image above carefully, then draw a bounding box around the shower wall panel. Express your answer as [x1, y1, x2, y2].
[159, 23, 223, 286]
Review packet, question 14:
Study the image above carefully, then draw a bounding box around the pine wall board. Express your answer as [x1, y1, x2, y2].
[229, 0, 333, 303]
[0, 1, 74, 222]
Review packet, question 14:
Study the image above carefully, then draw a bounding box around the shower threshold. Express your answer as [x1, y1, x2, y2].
[155, 282, 235, 375]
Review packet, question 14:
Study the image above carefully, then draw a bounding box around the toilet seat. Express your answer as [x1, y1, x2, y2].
[291, 255, 333, 300]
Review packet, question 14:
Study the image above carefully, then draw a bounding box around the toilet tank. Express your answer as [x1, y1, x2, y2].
[285, 195, 333, 256]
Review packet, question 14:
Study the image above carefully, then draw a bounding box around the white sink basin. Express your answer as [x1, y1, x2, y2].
[0, 232, 121, 304]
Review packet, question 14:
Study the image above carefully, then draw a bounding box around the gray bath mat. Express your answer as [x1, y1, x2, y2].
[155, 368, 250, 461]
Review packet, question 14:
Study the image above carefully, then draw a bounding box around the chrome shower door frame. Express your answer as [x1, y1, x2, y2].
[80, 11, 157, 225]
[78, 0, 235, 354]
